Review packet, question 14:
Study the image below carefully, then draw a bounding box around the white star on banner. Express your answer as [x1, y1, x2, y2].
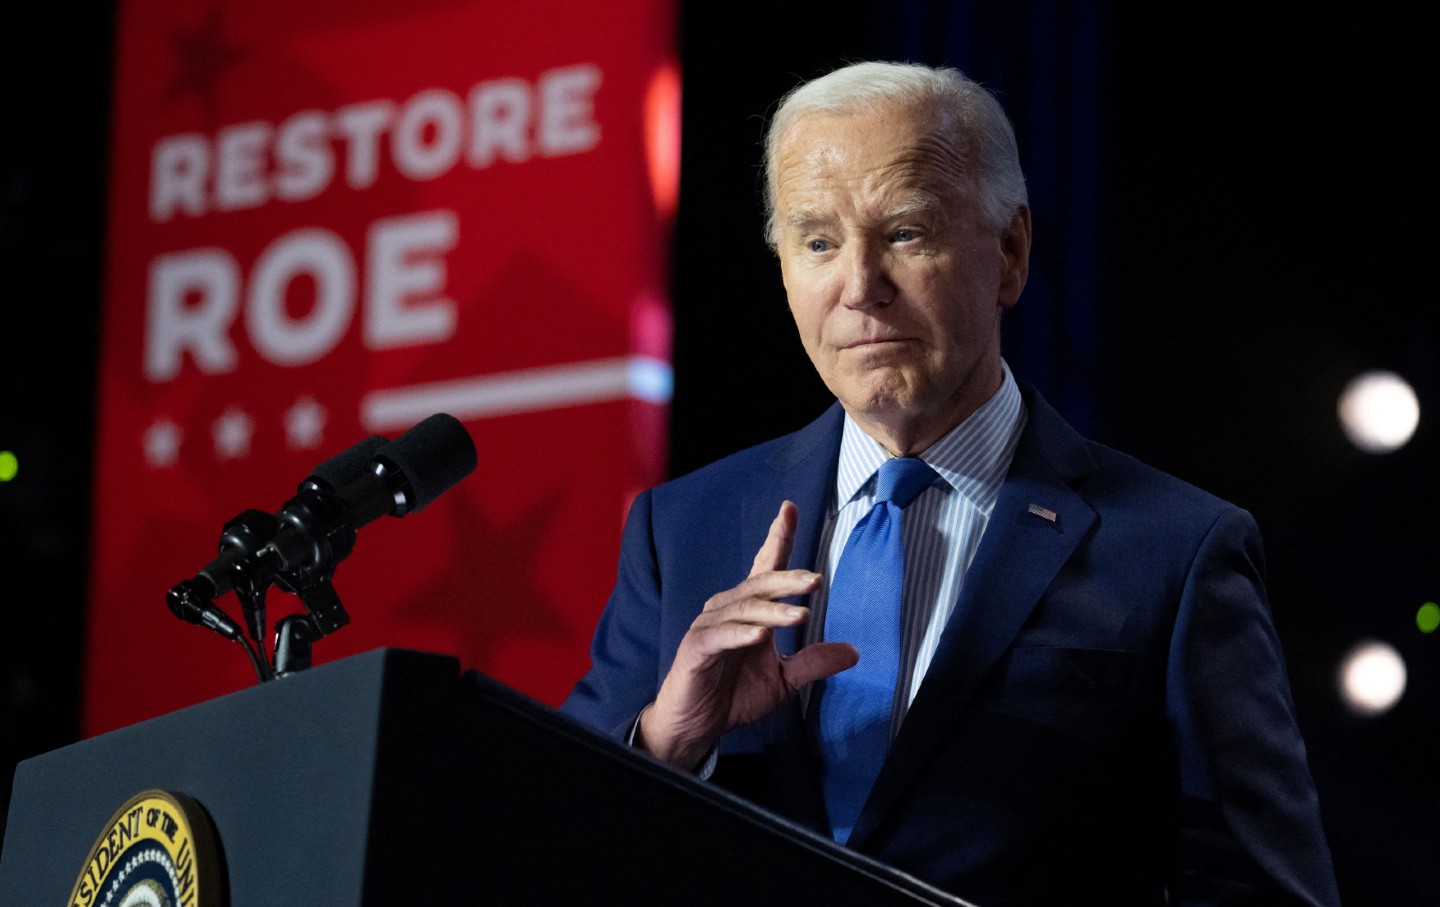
[284, 396, 326, 450]
[143, 419, 182, 467]
[213, 408, 254, 460]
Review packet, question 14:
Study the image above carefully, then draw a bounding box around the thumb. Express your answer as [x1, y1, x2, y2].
[781, 641, 860, 689]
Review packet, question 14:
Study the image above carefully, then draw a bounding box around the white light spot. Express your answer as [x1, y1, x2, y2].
[627, 356, 674, 403]
[1338, 639, 1406, 716]
[1338, 371, 1420, 453]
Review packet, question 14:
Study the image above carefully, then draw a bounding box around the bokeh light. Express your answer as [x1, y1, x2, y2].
[1337, 371, 1420, 453]
[1338, 640, 1407, 716]
[0, 450, 18, 482]
[1418, 602, 1440, 634]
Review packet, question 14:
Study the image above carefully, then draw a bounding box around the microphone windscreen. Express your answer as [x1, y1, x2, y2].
[375, 413, 477, 512]
[306, 435, 388, 492]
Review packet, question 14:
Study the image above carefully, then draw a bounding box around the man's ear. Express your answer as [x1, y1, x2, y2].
[998, 205, 1032, 310]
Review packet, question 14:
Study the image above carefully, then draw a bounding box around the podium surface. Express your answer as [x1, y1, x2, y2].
[1, 648, 970, 905]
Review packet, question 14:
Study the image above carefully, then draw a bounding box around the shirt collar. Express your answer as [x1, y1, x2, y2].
[834, 360, 1027, 513]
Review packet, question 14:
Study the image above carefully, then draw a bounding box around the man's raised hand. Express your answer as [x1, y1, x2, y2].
[636, 501, 859, 770]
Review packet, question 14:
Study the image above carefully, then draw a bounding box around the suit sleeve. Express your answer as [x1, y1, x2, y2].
[559, 489, 665, 741]
[1166, 506, 1340, 906]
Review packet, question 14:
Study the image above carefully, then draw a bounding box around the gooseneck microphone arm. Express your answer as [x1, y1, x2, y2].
[165, 413, 476, 681]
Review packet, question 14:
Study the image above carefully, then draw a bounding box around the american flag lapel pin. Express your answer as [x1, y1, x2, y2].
[1027, 503, 1058, 524]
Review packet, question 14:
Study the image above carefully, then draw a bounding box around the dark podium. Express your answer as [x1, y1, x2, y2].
[1, 648, 970, 905]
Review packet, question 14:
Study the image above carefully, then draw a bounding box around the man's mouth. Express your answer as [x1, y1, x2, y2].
[843, 336, 912, 350]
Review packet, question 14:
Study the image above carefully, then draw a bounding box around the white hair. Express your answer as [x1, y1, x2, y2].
[762, 61, 1028, 249]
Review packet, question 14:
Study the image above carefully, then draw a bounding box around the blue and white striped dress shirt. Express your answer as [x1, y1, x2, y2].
[805, 360, 1027, 734]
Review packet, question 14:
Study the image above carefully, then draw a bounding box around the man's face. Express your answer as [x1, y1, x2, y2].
[773, 101, 1030, 455]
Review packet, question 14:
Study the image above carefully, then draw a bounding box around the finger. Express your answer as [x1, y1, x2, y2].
[780, 641, 860, 689]
[702, 569, 821, 612]
[683, 620, 774, 658]
[748, 501, 799, 578]
[692, 599, 811, 634]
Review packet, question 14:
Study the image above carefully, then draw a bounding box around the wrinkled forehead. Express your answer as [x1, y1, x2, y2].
[773, 102, 971, 211]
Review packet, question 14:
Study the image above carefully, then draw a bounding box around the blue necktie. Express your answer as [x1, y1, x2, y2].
[815, 456, 937, 844]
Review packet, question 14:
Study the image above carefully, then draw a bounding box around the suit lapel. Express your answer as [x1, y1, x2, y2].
[850, 387, 1099, 845]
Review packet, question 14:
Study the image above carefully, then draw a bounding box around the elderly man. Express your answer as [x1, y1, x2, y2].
[561, 61, 1339, 906]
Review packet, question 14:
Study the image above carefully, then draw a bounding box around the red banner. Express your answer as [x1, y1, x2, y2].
[85, 0, 678, 736]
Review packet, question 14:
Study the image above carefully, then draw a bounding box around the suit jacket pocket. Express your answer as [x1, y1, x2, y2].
[989, 645, 1136, 694]
[977, 646, 1139, 752]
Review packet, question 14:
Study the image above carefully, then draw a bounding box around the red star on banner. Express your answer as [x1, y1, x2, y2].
[167, 4, 246, 112]
[399, 488, 574, 694]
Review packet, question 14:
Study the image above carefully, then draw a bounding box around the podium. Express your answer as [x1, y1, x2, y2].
[1, 648, 970, 905]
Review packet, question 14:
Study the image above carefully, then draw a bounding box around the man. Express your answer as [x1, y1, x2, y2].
[561, 61, 1339, 905]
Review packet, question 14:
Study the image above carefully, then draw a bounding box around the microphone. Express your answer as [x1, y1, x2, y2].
[168, 414, 474, 655]
[263, 412, 477, 579]
[305, 434, 389, 494]
[178, 413, 474, 603]
[167, 432, 392, 664]
[167, 415, 473, 680]
[184, 434, 390, 605]
[166, 589, 246, 640]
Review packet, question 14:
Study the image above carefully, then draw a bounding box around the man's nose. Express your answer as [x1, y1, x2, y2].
[839, 243, 895, 310]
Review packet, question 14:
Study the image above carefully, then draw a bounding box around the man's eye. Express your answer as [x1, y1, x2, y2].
[893, 229, 917, 243]
[808, 239, 830, 253]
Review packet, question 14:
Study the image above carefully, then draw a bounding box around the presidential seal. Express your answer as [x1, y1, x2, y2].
[68, 789, 222, 907]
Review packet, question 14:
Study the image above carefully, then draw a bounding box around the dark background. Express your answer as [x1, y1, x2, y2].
[3, 3, 1436, 903]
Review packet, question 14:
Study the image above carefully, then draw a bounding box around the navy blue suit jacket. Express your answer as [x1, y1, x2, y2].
[562, 386, 1339, 906]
